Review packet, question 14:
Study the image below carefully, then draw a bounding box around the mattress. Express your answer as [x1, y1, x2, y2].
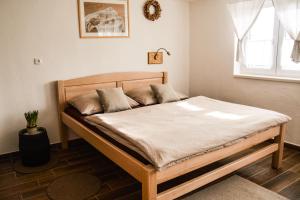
[64, 107, 150, 164]
[85, 96, 291, 170]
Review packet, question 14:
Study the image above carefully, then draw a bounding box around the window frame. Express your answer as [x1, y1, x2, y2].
[236, 0, 300, 80]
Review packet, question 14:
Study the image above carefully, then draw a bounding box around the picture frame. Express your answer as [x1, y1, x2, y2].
[78, 0, 130, 38]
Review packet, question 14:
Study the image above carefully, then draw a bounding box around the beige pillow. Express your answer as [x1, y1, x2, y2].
[126, 87, 158, 106]
[176, 92, 189, 100]
[150, 84, 180, 103]
[97, 88, 131, 113]
[127, 96, 140, 108]
[68, 93, 103, 115]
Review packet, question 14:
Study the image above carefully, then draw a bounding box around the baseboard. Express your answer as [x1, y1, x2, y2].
[285, 141, 300, 151]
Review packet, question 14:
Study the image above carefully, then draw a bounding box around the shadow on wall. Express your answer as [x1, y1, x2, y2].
[45, 80, 79, 144]
[41, 81, 61, 145]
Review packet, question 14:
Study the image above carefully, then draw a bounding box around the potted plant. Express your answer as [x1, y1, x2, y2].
[19, 110, 50, 166]
[24, 111, 39, 135]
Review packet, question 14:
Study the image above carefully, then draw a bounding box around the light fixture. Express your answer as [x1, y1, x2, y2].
[154, 48, 171, 59]
[148, 48, 171, 64]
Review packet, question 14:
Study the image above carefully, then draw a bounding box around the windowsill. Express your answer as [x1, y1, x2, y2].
[233, 73, 300, 84]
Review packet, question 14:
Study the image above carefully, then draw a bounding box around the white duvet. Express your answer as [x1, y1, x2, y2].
[85, 96, 291, 170]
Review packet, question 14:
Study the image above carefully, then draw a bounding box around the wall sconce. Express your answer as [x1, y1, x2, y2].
[148, 48, 171, 64]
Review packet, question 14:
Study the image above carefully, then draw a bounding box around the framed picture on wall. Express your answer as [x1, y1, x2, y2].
[78, 0, 129, 38]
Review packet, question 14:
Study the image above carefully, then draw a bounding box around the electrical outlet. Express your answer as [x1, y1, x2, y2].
[33, 58, 42, 65]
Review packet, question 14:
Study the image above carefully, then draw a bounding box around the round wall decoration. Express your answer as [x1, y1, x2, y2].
[144, 0, 162, 21]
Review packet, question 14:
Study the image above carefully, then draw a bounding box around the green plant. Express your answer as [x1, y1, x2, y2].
[24, 110, 39, 128]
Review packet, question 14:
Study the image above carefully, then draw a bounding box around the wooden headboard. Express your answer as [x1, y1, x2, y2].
[57, 71, 168, 115]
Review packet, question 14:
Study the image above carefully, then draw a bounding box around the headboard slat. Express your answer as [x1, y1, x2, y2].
[63, 72, 164, 87]
[122, 78, 162, 92]
[65, 82, 116, 101]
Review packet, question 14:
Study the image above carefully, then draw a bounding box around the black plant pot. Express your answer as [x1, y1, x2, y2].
[19, 127, 50, 167]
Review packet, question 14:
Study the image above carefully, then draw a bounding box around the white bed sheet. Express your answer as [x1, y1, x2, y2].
[85, 96, 291, 170]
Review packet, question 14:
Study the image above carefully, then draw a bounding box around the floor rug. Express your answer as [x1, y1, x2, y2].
[47, 173, 101, 200]
[181, 175, 289, 200]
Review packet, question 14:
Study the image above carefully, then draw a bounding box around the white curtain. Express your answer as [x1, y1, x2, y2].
[273, 0, 300, 63]
[227, 0, 266, 63]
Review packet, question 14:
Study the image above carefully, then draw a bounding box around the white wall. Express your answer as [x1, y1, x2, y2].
[0, 0, 190, 154]
[190, 0, 300, 146]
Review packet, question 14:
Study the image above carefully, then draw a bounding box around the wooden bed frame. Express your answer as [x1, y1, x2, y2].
[57, 71, 286, 200]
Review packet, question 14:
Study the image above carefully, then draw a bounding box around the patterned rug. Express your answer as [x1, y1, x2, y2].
[181, 175, 288, 200]
[47, 173, 101, 200]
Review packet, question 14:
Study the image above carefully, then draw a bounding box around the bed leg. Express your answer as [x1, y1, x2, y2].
[272, 123, 287, 169]
[60, 123, 69, 150]
[142, 167, 157, 200]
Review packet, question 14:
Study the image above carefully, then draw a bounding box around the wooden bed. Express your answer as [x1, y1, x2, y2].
[57, 71, 286, 200]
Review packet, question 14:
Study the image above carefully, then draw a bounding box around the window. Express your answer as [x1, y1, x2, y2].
[237, 0, 300, 79]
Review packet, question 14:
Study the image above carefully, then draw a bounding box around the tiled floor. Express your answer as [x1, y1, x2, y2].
[0, 140, 299, 200]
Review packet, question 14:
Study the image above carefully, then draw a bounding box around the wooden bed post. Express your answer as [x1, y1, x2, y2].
[163, 72, 168, 84]
[272, 123, 287, 169]
[57, 81, 69, 149]
[59, 124, 69, 150]
[142, 166, 157, 200]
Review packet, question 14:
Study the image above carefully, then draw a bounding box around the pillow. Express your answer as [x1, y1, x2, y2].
[97, 88, 131, 113]
[150, 84, 180, 103]
[68, 93, 103, 115]
[126, 87, 158, 106]
[127, 96, 140, 108]
[176, 92, 189, 100]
